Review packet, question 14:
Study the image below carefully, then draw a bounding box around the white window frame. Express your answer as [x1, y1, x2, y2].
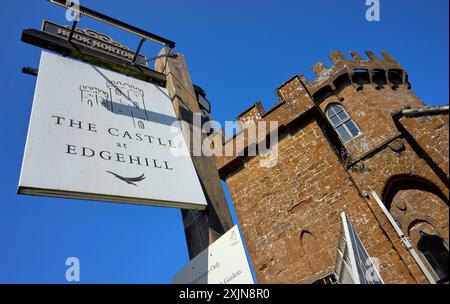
[326, 104, 361, 143]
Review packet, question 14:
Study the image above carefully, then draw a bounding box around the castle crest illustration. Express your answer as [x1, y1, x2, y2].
[80, 80, 149, 129]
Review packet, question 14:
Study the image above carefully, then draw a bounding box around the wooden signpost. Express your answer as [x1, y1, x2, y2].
[21, 0, 233, 260]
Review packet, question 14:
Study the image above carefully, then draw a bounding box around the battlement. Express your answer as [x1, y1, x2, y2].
[236, 51, 409, 127]
[233, 50, 410, 128]
[290, 50, 409, 103]
[107, 80, 144, 95]
[79, 85, 108, 97]
[236, 101, 266, 128]
[213, 51, 417, 178]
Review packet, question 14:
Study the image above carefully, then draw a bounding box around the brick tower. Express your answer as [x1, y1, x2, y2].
[214, 51, 449, 283]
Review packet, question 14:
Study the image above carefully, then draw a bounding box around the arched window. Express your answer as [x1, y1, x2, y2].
[326, 104, 361, 142]
[417, 232, 449, 283]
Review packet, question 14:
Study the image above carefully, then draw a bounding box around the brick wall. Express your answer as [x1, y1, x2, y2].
[226, 118, 416, 283]
[399, 112, 449, 179]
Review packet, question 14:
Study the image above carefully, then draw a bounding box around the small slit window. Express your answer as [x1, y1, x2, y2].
[326, 104, 361, 142]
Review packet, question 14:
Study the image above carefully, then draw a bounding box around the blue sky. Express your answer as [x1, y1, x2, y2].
[0, 0, 448, 283]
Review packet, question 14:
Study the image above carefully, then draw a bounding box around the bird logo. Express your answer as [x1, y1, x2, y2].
[106, 171, 146, 186]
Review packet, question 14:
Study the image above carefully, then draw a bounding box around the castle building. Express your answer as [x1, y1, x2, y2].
[213, 51, 449, 284]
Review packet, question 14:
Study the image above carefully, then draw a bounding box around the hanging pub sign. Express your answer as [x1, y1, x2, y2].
[42, 20, 149, 66]
[18, 51, 208, 210]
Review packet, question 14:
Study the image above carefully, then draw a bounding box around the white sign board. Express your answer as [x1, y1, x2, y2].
[18, 51, 207, 210]
[173, 225, 254, 284]
[334, 212, 383, 284]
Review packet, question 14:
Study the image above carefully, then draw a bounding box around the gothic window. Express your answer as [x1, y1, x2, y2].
[417, 232, 449, 283]
[326, 104, 361, 142]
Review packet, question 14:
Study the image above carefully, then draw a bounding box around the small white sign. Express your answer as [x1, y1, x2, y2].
[18, 51, 207, 210]
[335, 212, 383, 284]
[173, 225, 254, 284]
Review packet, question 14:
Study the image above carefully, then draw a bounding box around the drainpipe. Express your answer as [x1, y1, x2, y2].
[370, 191, 437, 284]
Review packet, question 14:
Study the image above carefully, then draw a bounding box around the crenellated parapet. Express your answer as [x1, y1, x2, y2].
[280, 50, 409, 105]
[214, 51, 414, 178]
[79, 85, 109, 97]
[79, 85, 109, 108]
[107, 80, 144, 96]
